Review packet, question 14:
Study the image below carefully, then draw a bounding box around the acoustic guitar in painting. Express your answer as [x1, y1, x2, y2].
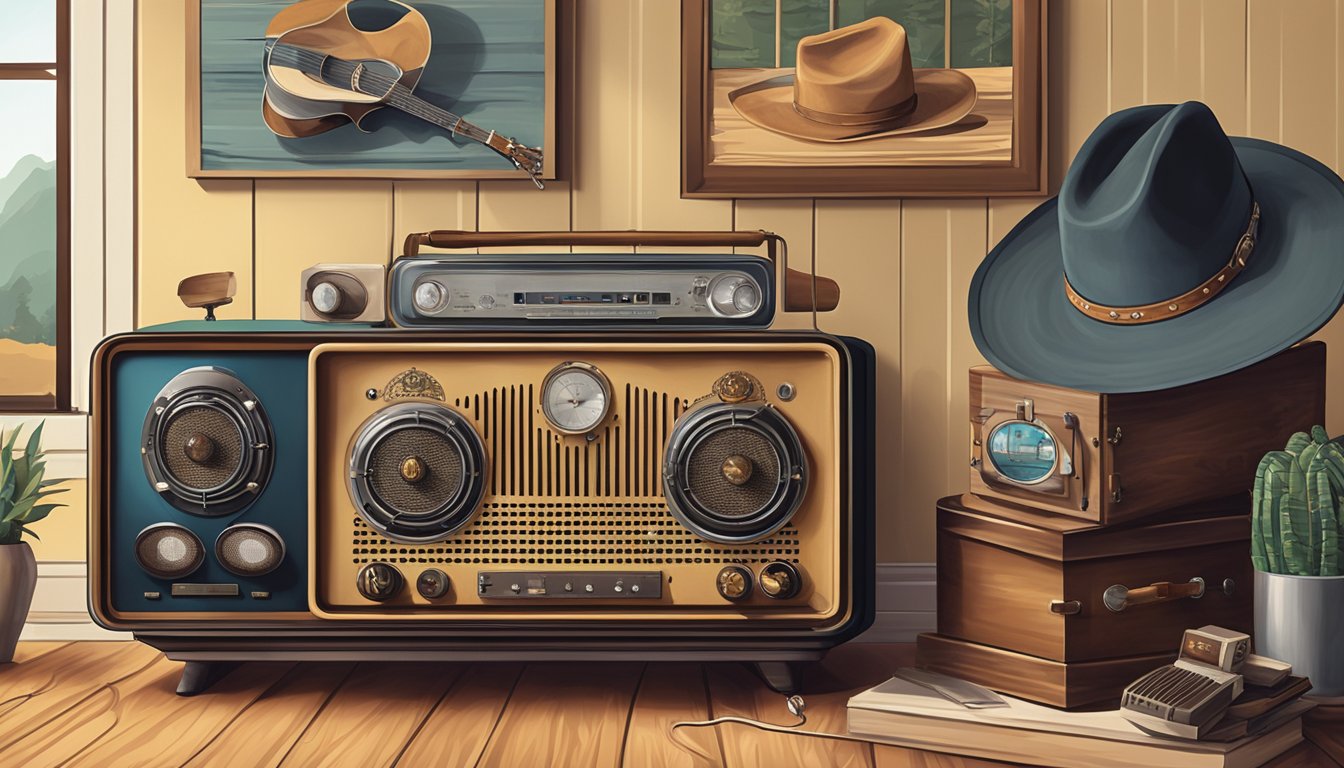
[261, 0, 545, 187]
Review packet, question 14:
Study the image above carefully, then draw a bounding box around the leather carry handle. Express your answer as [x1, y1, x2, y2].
[401, 230, 840, 313]
[1102, 577, 1206, 613]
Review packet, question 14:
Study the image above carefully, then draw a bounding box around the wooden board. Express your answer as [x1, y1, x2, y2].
[394, 663, 524, 768]
[622, 663, 719, 768]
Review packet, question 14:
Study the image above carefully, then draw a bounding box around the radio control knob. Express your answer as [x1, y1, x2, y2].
[716, 565, 753, 601]
[721, 454, 754, 486]
[356, 562, 404, 601]
[184, 433, 216, 464]
[478, 294, 496, 309]
[413, 280, 446, 312]
[310, 281, 342, 314]
[759, 561, 802, 599]
[416, 568, 450, 599]
[732, 281, 761, 313]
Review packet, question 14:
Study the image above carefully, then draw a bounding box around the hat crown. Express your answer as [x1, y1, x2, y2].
[1058, 102, 1253, 307]
[793, 16, 915, 118]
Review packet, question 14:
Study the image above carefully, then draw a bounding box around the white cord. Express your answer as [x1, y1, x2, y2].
[668, 695, 881, 760]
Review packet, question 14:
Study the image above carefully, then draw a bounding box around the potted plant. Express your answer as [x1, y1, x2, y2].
[0, 423, 67, 663]
[1253, 426, 1344, 698]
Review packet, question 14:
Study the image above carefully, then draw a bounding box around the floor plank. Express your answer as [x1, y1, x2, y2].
[623, 663, 720, 768]
[4, 641, 69, 666]
[183, 662, 356, 768]
[1303, 706, 1344, 766]
[0, 641, 160, 744]
[395, 662, 525, 768]
[4, 655, 292, 768]
[279, 662, 465, 768]
[475, 662, 645, 768]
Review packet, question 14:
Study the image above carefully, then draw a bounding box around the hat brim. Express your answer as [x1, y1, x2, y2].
[728, 69, 979, 143]
[968, 138, 1344, 393]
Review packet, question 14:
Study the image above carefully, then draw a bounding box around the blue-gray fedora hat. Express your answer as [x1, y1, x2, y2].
[968, 101, 1344, 393]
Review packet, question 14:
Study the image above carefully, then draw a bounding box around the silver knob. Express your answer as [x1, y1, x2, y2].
[311, 281, 342, 314]
[414, 280, 446, 312]
[356, 563, 403, 602]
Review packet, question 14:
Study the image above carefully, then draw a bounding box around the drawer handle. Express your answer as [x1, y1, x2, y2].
[1103, 577, 1205, 613]
[1049, 599, 1081, 616]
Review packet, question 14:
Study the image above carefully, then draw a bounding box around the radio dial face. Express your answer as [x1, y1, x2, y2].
[413, 280, 447, 313]
[541, 362, 611, 435]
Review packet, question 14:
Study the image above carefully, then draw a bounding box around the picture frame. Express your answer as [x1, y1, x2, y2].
[186, 0, 571, 180]
[681, 0, 1047, 198]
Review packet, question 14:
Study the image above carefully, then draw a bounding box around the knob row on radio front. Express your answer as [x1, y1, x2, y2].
[134, 522, 285, 580]
[715, 561, 803, 601]
[356, 563, 454, 601]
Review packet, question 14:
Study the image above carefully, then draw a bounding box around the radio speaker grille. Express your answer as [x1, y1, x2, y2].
[685, 428, 782, 519]
[367, 427, 465, 516]
[161, 405, 244, 489]
[135, 523, 205, 579]
[216, 524, 285, 577]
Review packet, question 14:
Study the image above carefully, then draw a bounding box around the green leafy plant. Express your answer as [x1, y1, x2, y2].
[0, 423, 67, 545]
[1252, 426, 1344, 576]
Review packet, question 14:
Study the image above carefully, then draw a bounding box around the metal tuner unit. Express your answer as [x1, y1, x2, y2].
[381, 229, 839, 329]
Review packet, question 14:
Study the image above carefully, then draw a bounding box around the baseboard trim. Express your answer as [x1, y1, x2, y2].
[21, 561, 937, 643]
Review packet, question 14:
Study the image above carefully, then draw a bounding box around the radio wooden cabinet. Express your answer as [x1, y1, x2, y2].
[968, 342, 1325, 526]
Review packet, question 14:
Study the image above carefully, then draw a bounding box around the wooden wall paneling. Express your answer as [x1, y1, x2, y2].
[252, 181, 392, 319]
[70, 0, 105, 411]
[569, 0, 635, 251]
[815, 201, 902, 562]
[1200, 0, 1250, 135]
[1108, 1, 1145, 110]
[1047, 0, 1111, 190]
[898, 200, 987, 563]
[182, 663, 356, 768]
[474, 662, 645, 768]
[278, 663, 465, 767]
[987, 199, 1043, 248]
[734, 200, 815, 331]
[392, 182, 478, 256]
[136, 2, 253, 326]
[395, 664, 524, 768]
[105, 2, 136, 334]
[476, 181, 572, 253]
[1246, 0, 1283, 141]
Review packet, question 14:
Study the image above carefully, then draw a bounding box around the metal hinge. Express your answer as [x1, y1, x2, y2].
[1109, 473, 1123, 503]
[1106, 426, 1123, 445]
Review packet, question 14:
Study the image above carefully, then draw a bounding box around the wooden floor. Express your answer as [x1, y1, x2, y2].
[0, 642, 1340, 768]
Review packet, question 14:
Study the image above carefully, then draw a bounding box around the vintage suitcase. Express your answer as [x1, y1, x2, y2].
[918, 493, 1253, 708]
[968, 341, 1325, 526]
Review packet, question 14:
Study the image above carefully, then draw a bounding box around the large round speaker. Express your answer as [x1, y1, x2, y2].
[216, 523, 286, 577]
[141, 367, 274, 516]
[663, 403, 808, 543]
[348, 402, 488, 543]
[134, 523, 205, 579]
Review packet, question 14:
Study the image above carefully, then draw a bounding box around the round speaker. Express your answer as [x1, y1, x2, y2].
[663, 403, 808, 544]
[348, 403, 487, 543]
[215, 523, 286, 577]
[134, 523, 205, 579]
[141, 367, 274, 516]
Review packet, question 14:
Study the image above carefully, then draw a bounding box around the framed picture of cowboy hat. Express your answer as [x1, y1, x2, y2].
[681, 0, 1046, 198]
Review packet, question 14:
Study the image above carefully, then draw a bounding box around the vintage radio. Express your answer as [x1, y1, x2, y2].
[90, 324, 873, 695]
[917, 493, 1253, 709]
[968, 342, 1325, 526]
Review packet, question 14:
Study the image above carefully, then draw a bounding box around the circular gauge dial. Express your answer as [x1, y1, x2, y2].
[541, 362, 612, 435]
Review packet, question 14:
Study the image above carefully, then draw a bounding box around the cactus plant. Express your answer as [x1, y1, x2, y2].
[1253, 426, 1344, 576]
[0, 423, 67, 545]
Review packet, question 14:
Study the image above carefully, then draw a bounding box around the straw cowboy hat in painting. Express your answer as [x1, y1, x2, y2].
[968, 101, 1344, 393]
[728, 16, 978, 143]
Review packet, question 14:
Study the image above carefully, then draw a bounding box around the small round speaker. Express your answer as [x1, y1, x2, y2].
[141, 367, 274, 516]
[348, 403, 488, 543]
[215, 523, 285, 577]
[663, 403, 808, 543]
[134, 523, 205, 579]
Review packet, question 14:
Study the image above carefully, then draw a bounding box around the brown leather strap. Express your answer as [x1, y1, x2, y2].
[1064, 202, 1259, 325]
[401, 230, 839, 313]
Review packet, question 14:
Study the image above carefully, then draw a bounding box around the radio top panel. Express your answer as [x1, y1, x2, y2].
[388, 252, 776, 329]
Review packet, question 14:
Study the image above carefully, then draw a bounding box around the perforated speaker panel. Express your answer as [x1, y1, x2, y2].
[134, 523, 205, 579]
[216, 523, 285, 577]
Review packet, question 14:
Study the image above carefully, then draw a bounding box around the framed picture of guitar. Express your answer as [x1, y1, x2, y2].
[681, 0, 1046, 198]
[186, 0, 570, 183]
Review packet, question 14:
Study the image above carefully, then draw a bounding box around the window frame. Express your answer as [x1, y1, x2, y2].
[0, 0, 72, 413]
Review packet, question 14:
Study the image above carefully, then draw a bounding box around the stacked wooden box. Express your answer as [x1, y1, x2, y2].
[916, 341, 1327, 709]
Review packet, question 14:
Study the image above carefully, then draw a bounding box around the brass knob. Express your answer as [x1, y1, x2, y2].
[715, 371, 754, 402]
[759, 561, 802, 599]
[184, 433, 215, 464]
[400, 456, 427, 483]
[716, 565, 752, 601]
[356, 562, 403, 602]
[721, 454, 754, 486]
[416, 568, 451, 599]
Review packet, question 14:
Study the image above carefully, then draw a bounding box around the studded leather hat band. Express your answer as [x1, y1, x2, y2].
[1064, 201, 1260, 325]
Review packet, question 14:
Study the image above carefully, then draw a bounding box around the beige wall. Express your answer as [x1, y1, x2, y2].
[135, 0, 1344, 563]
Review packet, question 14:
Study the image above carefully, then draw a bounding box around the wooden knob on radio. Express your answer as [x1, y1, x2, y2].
[184, 433, 216, 464]
[721, 454, 754, 486]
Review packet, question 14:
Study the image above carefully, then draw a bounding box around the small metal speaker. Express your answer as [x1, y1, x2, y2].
[300, 263, 386, 323]
[134, 523, 205, 579]
[142, 367, 274, 516]
[216, 523, 286, 577]
[348, 402, 488, 543]
[664, 403, 808, 543]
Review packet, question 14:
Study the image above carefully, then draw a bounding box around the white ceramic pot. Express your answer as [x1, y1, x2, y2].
[1255, 569, 1344, 698]
[0, 542, 37, 662]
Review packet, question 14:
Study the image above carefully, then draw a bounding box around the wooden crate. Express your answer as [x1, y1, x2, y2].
[968, 341, 1325, 526]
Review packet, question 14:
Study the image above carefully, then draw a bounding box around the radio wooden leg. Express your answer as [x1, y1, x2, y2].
[176, 660, 238, 696]
[752, 661, 801, 693]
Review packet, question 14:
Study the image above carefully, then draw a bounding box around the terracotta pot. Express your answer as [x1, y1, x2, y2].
[0, 542, 37, 662]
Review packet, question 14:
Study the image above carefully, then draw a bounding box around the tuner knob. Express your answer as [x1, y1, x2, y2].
[721, 454, 754, 486]
[759, 561, 802, 600]
[416, 568, 451, 599]
[183, 433, 216, 464]
[310, 281, 342, 314]
[413, 280, 447, 312]
[400, 455, 427, 484]
[356, 562, 404, 602]
[716, 565, 753, 601]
